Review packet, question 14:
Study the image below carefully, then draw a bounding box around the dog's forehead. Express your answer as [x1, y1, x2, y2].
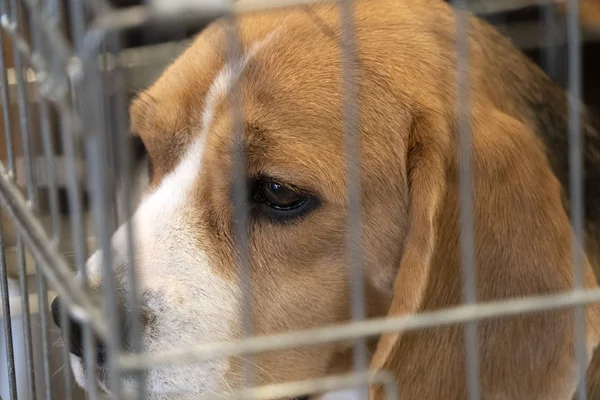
[131, 15, 354, 194]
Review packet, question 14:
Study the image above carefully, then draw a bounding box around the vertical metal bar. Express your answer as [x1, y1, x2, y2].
[36, 260, 53, 400]
[66, 14, 104, 400]
[339, 0, 367, 398]
[566, 0, 588, 398]
[29, 46, 63, 400]
[0, 212, 18, 400]
[100, 41, 118, 233]
[0, 0, 14, 176]
[80, 34, 123, 398]
[86, 116, 122, 400]
[32, 21, 60, 244]
[45, 0, 62, 25]
[65, 2, 102, 399]
[60, 300, 73, 400]
[82, 317, 99, 398]
[9, 0, 35, 201]
[68, 0, 86, 160]
[8, 0, 40, 398]
[17, 236, 38, 400]
[110, 36, 147, 399]
[541, 3, 559, 79]
[69, 0, 86, 51]
[21, 0, 72, 73]
[223, 15, 255, 394]
[453, 2, 480, 400]
[29, 4, 59, 398]
[45, 0, 65, 98]
[58, 107, 98, 400]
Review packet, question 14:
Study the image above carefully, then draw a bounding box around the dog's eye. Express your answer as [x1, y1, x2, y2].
[261, 180, 305, 210]
[250, 178, 319, 222]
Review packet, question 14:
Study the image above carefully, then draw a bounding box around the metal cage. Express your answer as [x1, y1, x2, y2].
[0, 0, 599, 399]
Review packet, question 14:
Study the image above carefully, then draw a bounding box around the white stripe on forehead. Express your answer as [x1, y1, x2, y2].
[202, 27, 281, 130]
[147, 28, 281, 211]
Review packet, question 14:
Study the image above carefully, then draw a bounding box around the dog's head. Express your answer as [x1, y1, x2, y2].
[56, 0, 600, 398]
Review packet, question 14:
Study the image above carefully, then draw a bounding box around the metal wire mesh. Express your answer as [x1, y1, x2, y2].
[0, 0, 598, 399]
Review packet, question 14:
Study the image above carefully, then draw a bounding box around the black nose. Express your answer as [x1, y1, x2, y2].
[51, 296, 106, 363]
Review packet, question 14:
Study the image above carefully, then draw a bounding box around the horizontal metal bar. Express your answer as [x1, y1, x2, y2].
[3, 40, 189, 104]
[78, 0, 113, 16]
[0, 20, 595, 105]
[193, 370, 398, 400]
[95, 0, 328, 30]
[114, 371, 397, 400]
[4, 20, 599, 104]
[119, 288, 600, 370]
[88, 5, 151, 33]
[465, 0, 557, 14]
[147, 0, 369, 21]
[147, 0, 562, 19]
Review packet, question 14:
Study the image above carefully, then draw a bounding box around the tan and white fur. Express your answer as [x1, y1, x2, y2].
[59, 0, 600, 399]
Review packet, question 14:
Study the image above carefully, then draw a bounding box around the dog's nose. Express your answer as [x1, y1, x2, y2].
[51, 296, 106, 362]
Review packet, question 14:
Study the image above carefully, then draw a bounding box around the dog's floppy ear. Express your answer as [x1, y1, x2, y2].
[369, 106, 600, 399]
[368, 111, 452, 373]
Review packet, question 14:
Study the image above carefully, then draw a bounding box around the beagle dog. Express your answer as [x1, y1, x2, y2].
[50, 0, 600, 398]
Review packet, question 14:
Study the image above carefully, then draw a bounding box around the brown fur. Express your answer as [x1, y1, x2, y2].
[129, 0, 600, 398]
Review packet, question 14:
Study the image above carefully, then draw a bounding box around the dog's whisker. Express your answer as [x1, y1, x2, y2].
[52, 363, 67, 378]
[218, 373, 234, 394]
[231, 356, 276, 383]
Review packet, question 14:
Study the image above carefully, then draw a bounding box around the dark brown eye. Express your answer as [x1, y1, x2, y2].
[261, 180, 306, 210]
[250, 177, 320, 222]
